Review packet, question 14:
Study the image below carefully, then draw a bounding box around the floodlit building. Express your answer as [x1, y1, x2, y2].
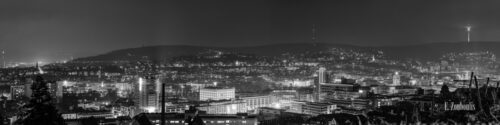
[301, 102, 337, 116]
[137, 76, 160, 113]
[240, 95, 277, 112]
[392, 72, 401, 86]
[320, 83, 363, 101]
[288, 101, 337, 116]
[199, 87, 235, 101]
[315, 67, 332, 102]
[46, 81, 63, 102]
[10, 85, 25, 100]
[318, 67, 328, 84]
[197, 100, 246, 115]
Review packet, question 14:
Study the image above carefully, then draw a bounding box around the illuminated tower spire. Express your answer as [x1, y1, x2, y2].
[465, 25, 472, 43]
[1, 50, 4, 68]
[312, 24, 317, 46]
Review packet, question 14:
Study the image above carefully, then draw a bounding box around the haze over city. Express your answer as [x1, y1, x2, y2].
[2, 0, 500, 125]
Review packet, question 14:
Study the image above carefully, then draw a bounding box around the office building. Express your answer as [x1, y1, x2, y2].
[318, 67, 328, 83]
[137, 76, 160, 113]
[240, 95, 277, 111]
[392, 72, 401, 86]
[316, 67, 332, 102]
[302, 102, 337, 116]
[320, 82, 362, 101]
[10, 85, 25, 100]
[197, 100, 246, 114]
[199, 87, 235, 101]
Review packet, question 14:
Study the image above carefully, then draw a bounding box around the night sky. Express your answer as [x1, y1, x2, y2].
[2, 0, 500, 62]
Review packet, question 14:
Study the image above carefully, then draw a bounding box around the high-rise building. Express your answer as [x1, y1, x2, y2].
[137, 76, 160, 113]
[316, 67, 330, 102]
[199, 87, 235, 101]
[318, 67, 327, 83]
[1, 50, 5, 68]
[392, 72, 401, 86]
[46, 81, 63, 102]
[10, 85, 25, 100]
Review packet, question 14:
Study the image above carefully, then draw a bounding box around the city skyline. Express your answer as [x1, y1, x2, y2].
[3, 0, 500, 62]
[2, 1, 500, 124]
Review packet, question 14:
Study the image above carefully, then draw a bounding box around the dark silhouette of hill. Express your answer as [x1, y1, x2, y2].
[74, 43, 364, 61]
[74, 42, 500, 62]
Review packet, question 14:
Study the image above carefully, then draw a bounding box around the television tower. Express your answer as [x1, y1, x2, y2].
[465, 25, 472, 43]
[312, 24, 317, 46]
[1, 50, 5, 68]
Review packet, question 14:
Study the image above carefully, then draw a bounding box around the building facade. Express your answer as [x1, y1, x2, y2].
[137, 76, 160, 113]
[10, 85, 25, 100]
[199, 87, 235, 101]
[241, 95, 277, 112]
[197, 100, 247, 114]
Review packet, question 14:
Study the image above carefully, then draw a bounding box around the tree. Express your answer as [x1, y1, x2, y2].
[15, 76, 66, 125]
[417, 88, 425, 95]
[440, 84, 450, 99]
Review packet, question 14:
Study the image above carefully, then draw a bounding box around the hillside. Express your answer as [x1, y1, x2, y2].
[378, 42, 500, 60]
[74, 42, 500, 62]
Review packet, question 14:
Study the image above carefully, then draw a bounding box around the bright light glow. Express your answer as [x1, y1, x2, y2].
[63, 80, 68, 86]
[145, 107, 156, 113]
[139, 78, 144, 92]
[410, 80, 417, 85]
[232, 104, 237, 110]
[213, 82, 218, 86]
[101, 82, 104, 87]
[155, 78, 161, 94]
[38, 66, 45, 74]
[334, 78, 342, 83]
[465, 25, 471, 31]
[274, 103, 281, 109]
[358, 90, 364, 93]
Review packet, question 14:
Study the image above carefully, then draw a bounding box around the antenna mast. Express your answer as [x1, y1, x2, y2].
[1, 50, 4, 68]
[465, 25, 472, 43]
[312, 24, 317, 46]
